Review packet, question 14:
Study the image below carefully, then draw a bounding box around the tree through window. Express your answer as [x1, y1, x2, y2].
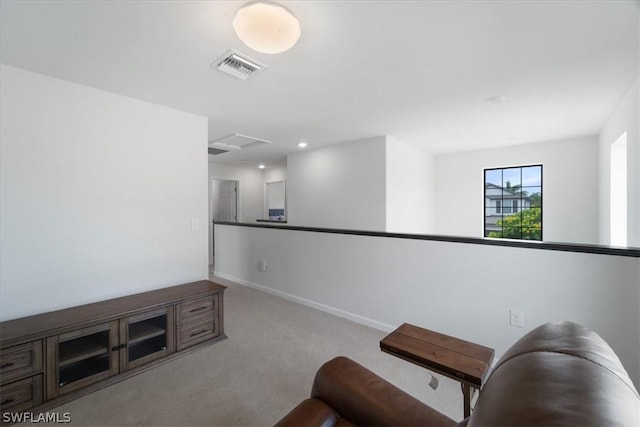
[484, 165, 542, 240]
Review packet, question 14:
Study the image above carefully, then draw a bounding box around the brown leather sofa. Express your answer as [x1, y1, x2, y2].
[275, 321, 640, 426]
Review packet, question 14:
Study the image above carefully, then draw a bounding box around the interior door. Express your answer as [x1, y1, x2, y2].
[215, 180, 238, 222]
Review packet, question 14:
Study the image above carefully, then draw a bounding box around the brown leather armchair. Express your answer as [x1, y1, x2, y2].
[275, 321, 640, 426]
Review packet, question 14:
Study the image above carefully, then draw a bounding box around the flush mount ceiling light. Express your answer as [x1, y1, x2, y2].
[258, 164, 266, 169]
[232, 1, 301, 54]
[297, 142, 308, 148]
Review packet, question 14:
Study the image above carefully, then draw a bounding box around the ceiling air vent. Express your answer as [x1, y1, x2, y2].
[208, 147, 229, 155]
[212, 49, 266, 80]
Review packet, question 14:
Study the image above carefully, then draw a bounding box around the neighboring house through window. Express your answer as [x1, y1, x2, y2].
[484, 165, 542, 240]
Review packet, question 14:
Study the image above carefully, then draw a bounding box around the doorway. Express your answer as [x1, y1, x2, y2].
[263, 180, 286, 221]
[210, 178, 238, 268]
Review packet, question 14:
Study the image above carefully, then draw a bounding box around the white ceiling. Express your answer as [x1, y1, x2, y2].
[1, 1, 638, 168]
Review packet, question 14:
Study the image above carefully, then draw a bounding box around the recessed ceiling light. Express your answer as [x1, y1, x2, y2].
[297, 142, 308, 148]
[483, 95, 507, 105]
[258, 164, 266, 169]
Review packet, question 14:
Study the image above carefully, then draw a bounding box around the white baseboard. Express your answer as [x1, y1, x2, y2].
[215, 272, 396, 333]
[214, 271, 502, 372]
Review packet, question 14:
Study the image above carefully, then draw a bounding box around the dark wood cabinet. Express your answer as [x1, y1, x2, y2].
[1, 280, 225, 421]
[120, 306, 175, 371]
[176, 294, 220, 350]
[0, 342, 43, 416]
[0, 376, 42, 415]
[0, 341, 42, 385]
[46, 322, 119, 399]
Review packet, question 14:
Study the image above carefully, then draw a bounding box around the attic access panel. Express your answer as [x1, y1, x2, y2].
[208, 133, 272, 152]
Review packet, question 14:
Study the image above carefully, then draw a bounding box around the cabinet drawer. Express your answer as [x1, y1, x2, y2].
[0, 341, 43, 385]
[0, 375, 43, 414]
[177, 317, 218, 351]
[177, 295, 217, 324]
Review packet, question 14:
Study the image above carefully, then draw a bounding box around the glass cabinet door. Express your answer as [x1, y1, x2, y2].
[45, 306, 176, 399]
[120, 307, 175, 371]
[46, 322, 119, 399]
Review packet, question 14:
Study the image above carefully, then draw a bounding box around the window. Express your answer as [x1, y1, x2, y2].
[484, 165, 542, 240]
[610, 132, 627, 246]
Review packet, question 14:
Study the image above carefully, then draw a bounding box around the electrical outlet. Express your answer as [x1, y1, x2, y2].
[191, 219, 199, 231]
[510, 309, 524, 328]
[258, 260, 267, 272]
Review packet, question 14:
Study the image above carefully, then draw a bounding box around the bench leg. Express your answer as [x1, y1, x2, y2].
[463, 383, 472, 418]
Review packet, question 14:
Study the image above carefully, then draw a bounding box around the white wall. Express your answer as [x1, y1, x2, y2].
[208, 161, 263, 264]
[214, 224, 640, 388]
[287, 136, 387, 231]
[386, 137, 435, 233]
[0, 65, 209, 321]
[599, 78, 639, 247]
[435, 136, 600, 244]
[208, 161, 263, 223]
[207, 163, 289, 234]
[263, 166, 287, 184]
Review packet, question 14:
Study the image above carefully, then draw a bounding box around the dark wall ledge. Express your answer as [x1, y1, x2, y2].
[213, 221, 640, 258]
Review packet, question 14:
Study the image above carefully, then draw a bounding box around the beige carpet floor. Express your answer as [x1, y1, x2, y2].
[27, 277, 465, 426]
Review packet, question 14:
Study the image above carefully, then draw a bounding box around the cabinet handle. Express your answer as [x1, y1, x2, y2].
[189, 306, 208, 313]
[190, 330, 208, 337]
[120, 343, 127, 349]
[111, 346, 119, 352]
[0, 362, 15, 369]
[1, 398, 15, 405]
